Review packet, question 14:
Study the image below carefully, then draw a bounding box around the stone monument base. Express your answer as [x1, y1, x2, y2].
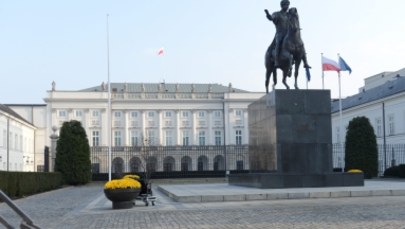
[228, 173, 364, 189]
[229, 90, 364, 189]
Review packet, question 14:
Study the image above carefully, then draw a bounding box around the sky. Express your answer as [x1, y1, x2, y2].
[1, 0, 405, 104]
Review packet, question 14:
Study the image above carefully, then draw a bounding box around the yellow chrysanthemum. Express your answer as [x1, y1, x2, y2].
[104, 178, 141, 190]
[348, 169, 363, 173]
[123, 174, 140, 180]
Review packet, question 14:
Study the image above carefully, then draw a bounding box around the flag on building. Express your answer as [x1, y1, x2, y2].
[157, 47, 164, 56]
[322, 56, 340, 72]
[338, 56, 352, 74]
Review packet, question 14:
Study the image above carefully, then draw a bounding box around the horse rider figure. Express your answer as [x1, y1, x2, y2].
[265, 0, 311, 69]
[265, 0, 290, 68]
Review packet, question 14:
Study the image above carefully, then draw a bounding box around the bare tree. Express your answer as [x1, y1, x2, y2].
[137, 135, 155, 186]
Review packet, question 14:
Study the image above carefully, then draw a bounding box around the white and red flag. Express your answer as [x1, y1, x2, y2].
[322, 56, 340, 72]
[157, 47, 164, 56]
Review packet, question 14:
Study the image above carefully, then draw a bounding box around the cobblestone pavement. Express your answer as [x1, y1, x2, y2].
[1, 182, 405, 229]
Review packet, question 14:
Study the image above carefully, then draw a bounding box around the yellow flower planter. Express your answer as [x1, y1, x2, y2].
[104, 176, 142, 209]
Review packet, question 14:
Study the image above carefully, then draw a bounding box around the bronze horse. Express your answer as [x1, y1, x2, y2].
[265, 7, 311, 93]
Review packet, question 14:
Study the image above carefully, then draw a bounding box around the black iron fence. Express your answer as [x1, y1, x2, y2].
[332, 143, 405, 175]
[91, 143, 405, 180]
[90, 145, 249, 180]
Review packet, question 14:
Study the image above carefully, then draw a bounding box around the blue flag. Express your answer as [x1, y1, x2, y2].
[305, 67, 311, 81]
[338, 56, 352, 74]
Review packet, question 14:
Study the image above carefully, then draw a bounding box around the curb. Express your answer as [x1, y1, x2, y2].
[157, 185, 405, 203]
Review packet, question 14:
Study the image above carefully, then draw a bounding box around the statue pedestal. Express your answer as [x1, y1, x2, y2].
[229, 90, 363, 188]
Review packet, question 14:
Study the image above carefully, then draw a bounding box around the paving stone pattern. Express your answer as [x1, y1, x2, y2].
[0, 182, 405, 229]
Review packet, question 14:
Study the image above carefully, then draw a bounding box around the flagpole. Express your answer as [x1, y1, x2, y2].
[106, 14, 112, 181]
[337, 54, 343, 145]
[321, 53, 325, 90]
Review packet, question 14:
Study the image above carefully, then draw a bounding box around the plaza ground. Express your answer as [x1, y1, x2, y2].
[1, 179, 405, 228]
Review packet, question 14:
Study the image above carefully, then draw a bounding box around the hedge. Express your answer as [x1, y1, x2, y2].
[383, 164, 405, 178]
[0, 171, 64, 198]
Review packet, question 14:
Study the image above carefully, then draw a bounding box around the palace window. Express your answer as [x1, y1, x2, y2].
[130, 130, 140, 146]
[198, 111, 205, 118]
[146, 130, 157, 146]
[215, 130, 222, 146]
[375, 117, 382, 137]
[74, 110, 82, 118]
[92, 130, 100, 146]
[114, 111, 122, 118]
[130, 111, 138, 118]
[236, 129, 242, 145]
[114, 130, 122, 146]
[182, 111, 189, 118]
[198, 131, 206, 146]
[165, 130, 174, 146]
[164, 111, 172, 118]
[388, 114, 395, 136]
[3, 130, 6, 148]
[57, 110, 67, 118]
[182, 131, 190, 146]
[92, 110, 100, 118]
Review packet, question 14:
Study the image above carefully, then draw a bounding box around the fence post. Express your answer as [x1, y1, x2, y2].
[224, 145, 228, 177]
[391, 147, 396, 167]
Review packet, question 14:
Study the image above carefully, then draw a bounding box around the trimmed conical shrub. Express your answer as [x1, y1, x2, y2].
[345, 116, 378, 178]
[55, 120, 91, 185]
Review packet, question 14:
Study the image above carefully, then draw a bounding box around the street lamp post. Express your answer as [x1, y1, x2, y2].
[49, 126, 59, 172]
[106, 14, 112, 181]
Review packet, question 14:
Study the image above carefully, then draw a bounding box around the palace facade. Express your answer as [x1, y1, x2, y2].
[43, 82, 264, 173]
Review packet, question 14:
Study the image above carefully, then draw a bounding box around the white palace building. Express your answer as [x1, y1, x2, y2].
[2, 67, 405, 173]
[42, 82, 264, 173]
[0, 104, 36, 172]
[331, 68, 405, 172]
[44, 82, 264, 147]
[331, 68, 405, 145]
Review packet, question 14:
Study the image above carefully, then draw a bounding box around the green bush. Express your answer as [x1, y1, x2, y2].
[0, 172, 64, 198]
[383, 164, 405, 178]
[344, 116, 378, 179]
[383, 166, 400, 177]
[55, 120, 92, 185]
[400, 164, 405, 178]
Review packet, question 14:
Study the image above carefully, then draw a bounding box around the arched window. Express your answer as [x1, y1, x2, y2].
[112, 157, 124, 174]
[163, 156, 175, 172]
[197, 156, 208, 171]
[181, 156, 192, 171]
[129, 157, 142, 173]
[146, 156, 157, 173]
[213, 155, 225, 171]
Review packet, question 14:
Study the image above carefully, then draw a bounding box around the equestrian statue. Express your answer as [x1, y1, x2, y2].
[264, 0, 311, 93]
